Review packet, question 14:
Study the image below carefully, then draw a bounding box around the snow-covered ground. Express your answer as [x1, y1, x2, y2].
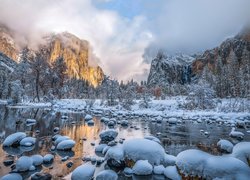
[49, 97, 249, 123]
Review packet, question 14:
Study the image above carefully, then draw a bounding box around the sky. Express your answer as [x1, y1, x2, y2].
[0, 0, 250, 81]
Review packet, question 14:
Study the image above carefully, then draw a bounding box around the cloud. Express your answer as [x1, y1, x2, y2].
[144, 0, 250, 60]
[0, 0, 152, 81]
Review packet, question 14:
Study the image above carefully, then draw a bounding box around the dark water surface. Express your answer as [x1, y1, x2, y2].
[0, 106, 249, 179]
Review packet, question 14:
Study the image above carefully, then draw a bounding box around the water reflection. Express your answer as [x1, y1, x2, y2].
[0, 106, 249, 179]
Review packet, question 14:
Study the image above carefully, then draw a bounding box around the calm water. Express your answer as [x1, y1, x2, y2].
[0, 106, 249, 179]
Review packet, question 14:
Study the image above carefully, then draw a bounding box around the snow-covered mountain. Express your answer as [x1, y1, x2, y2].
[147, 27, 250, 98]
[147, 52, 195, 87]
[0, 25, 104, 87]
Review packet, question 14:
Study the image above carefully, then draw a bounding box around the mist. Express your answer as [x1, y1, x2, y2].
[143, 0, 250, 62]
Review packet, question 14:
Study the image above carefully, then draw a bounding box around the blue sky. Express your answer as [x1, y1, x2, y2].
[93, 0, 163, 20]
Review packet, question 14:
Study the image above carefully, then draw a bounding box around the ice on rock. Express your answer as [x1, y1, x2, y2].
[20, 137, 36, 147]
[71, 164, 95, 180]
[232, 142, 250, 165]
[1, 173, 23, 180]
[217, 139, 233, 153]
[99, 129, 118, 142]
[54, 136, 70, 145]
[57, 140, 75, 150]
[3, 132, 26, 147]
[43, 154, 54, 164]
[16, 156, 33, 172]
[84, 114, 93, 121]
[132, 160, 153, 175]
[164, 166, 181, 180]
[144, 135, 161, 144]
[96, 170, 118, 180]
[153, 165, 165, 175]
[31, 155, 43, 166]
[95, 144, 107, 152]
[123, 138, 165, 165]
[176, 149, 250, 179]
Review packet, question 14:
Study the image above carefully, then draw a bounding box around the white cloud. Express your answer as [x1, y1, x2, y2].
[145, 0, 250, 58]
[0, 0, 152, 81]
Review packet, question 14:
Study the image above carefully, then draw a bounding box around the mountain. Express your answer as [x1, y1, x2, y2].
[0, 25, 104, 87]
[192, 28, 250, 76]
[147, 28, 250, 97]
[147, 52, 194, 87]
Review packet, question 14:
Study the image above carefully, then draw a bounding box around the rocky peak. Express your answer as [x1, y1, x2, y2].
[0, 25, 19, 61]
[147, 52, 194, 87]
[0, 25, 104, 87]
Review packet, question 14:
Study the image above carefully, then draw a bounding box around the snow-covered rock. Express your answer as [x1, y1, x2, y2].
[144, 135, 161, 144]
[71, 164, 95, 180]
[163, 154, 176, 166]
[57, 140, 75, 150]
[20, 137, 36, 147]
[232, 142, 250, 165]
[54, 136, 70, 145]
[95, 144, 107, 153]
[43, 154, 54, 164]
[164, 166, 181, 180]
[132, 160, 153, 175]
[31, 155, 43, 166]
[3, 132, 26, 147]
[26, 119, 36, 126]
[123, 138, 165, 165]
[96, 170, 118, 180]
[16, 156, 33, 172]
[217, 139, 233, 153]
[153, 165, 165, 175]
[87, 120, 94, 126]
[99, 129, 118, 142]
[176, 149, 250, 179]
[229, 127, 244, 139]
[168, 118, 178, 124]
[1, 173, 23, 180]
[105, 146, 124, 166]
[84, 114, 93, 121]
[120, 120, 129, 126]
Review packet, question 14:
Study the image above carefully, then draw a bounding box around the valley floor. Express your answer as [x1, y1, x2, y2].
[5, 96, 249, 123]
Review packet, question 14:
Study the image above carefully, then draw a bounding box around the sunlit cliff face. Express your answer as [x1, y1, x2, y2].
[46, 32, 104, 87]
[0, 26, 104, 87]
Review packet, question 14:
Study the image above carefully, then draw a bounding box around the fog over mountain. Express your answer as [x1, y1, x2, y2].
[0, 0, 250, 81]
